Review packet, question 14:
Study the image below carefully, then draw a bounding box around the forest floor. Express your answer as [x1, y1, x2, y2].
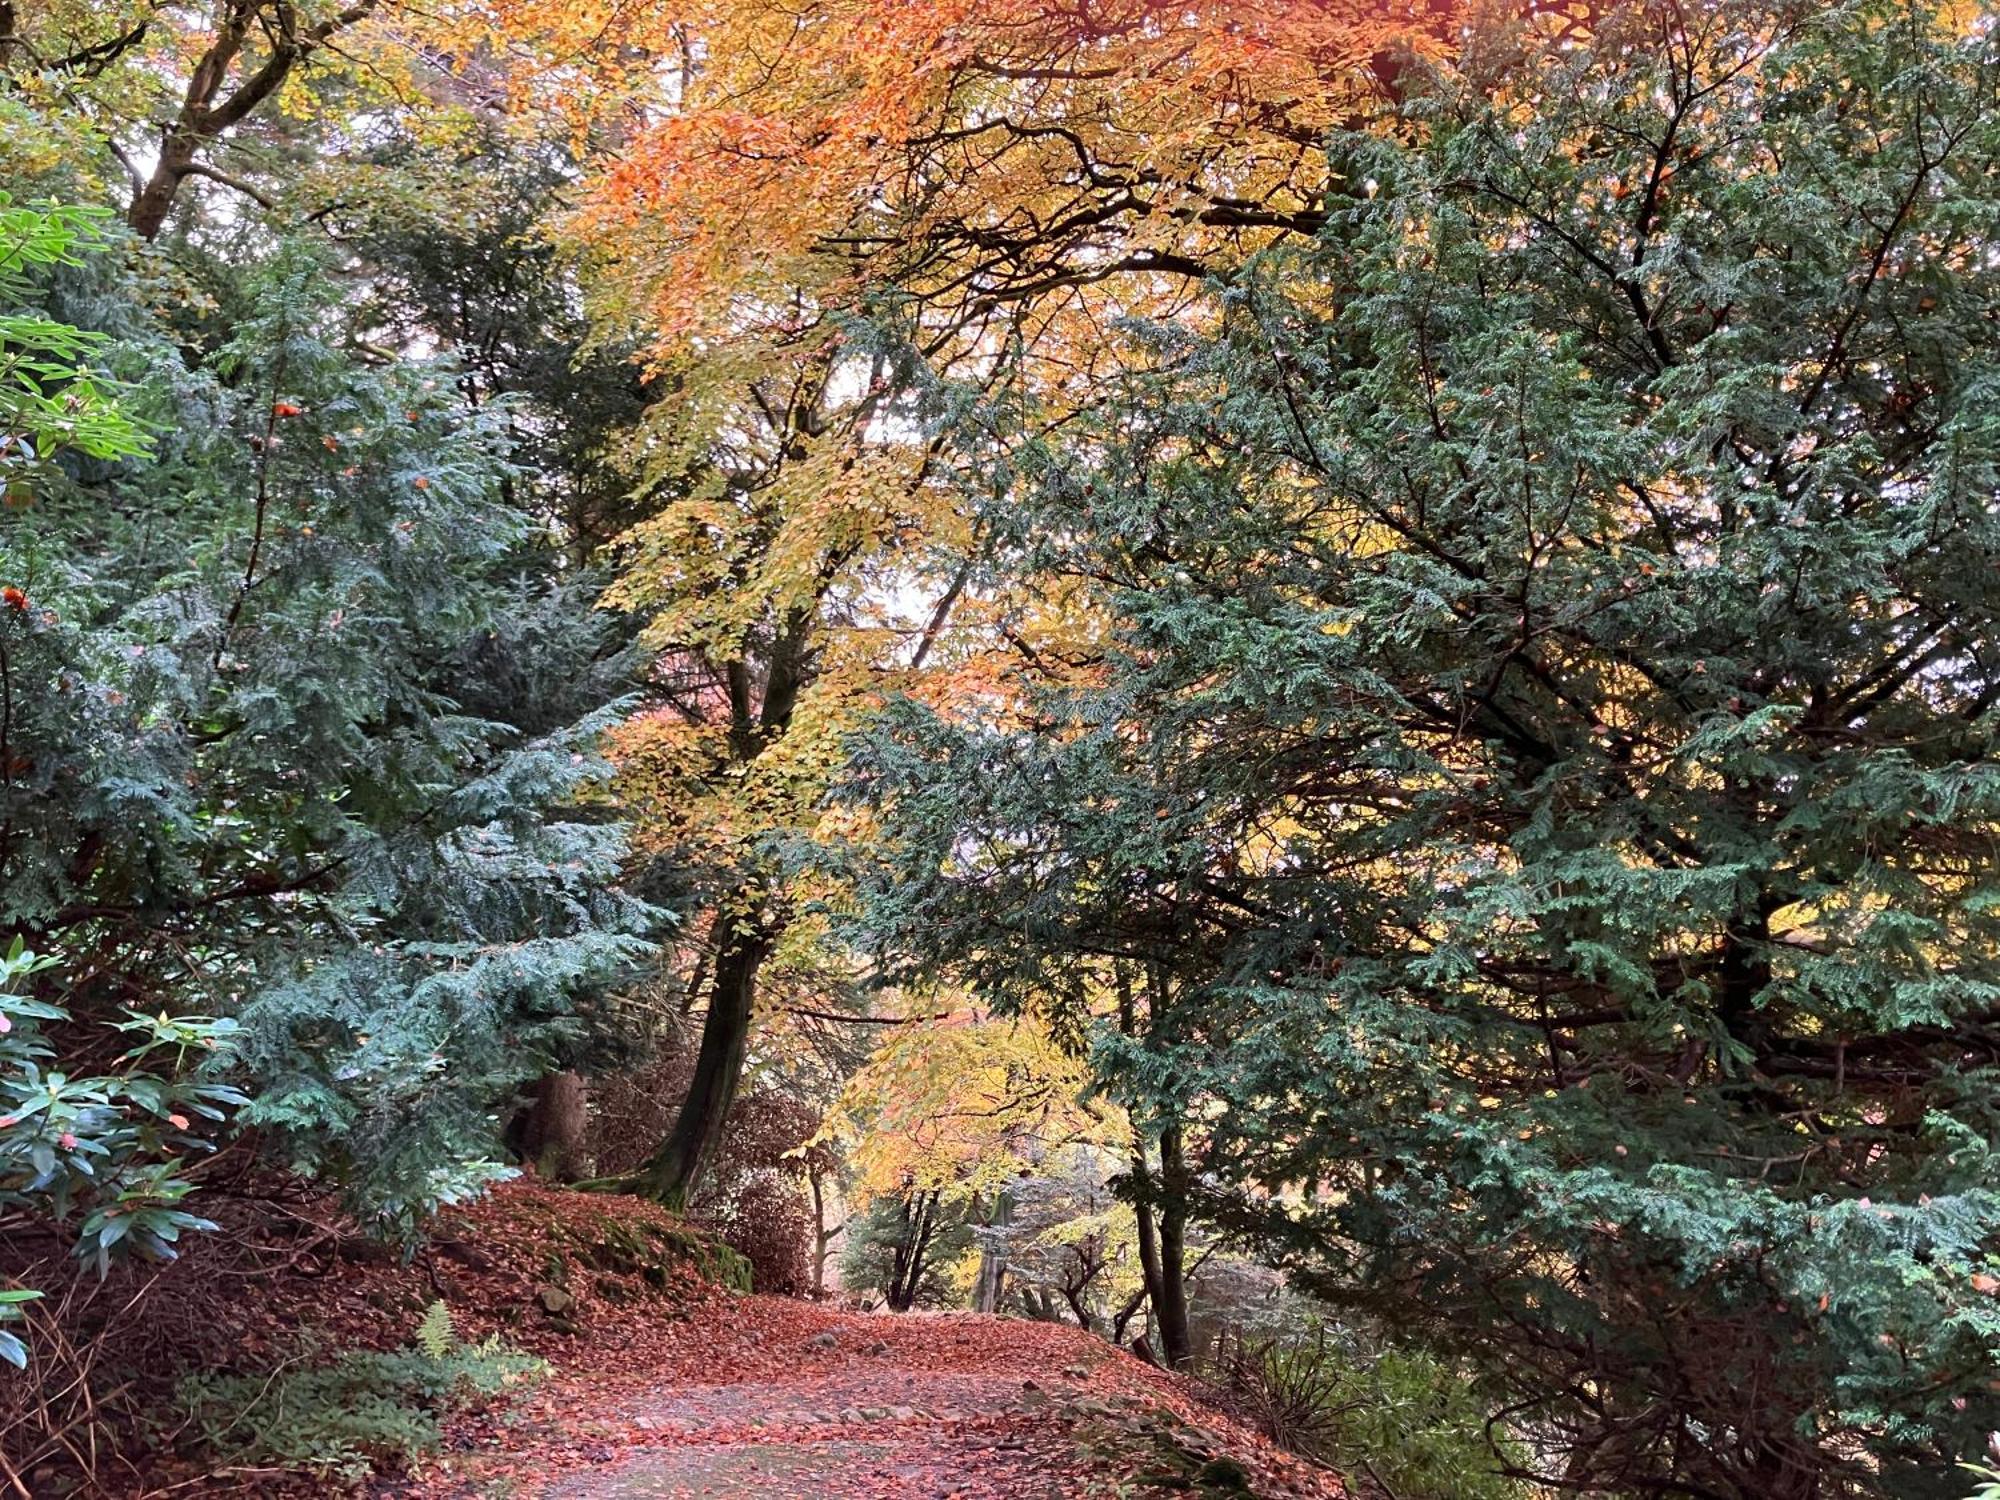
[419, 1291, 1345, 1499]
[11, 1184, 1337, 1498]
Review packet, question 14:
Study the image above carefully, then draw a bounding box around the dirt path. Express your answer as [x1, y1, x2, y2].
[429, 1296, 1344, 1500]
[555, 1363, 1125, 1498]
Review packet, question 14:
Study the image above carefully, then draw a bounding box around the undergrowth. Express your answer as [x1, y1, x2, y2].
[1213, 1327, 1526, 1500]
[171, 1301, 544, 1482]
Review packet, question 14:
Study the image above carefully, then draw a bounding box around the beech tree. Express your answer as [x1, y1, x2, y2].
[852, 2, 2000, 1494]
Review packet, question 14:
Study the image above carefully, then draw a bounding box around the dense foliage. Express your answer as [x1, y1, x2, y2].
[850, 4, 2000, 1495]
[7, 3, 2000, 1498]
[0, 138, 659, 1295]
[7, 241, 653, 1223]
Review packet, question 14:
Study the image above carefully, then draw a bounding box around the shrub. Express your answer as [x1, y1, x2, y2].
[0, 193, 148, 488]
[594, 1058, 829, 1295]
[4, 215, 660, 1238]
[1215, 1329, 1526, 1500]
[714, 1169, 813, 1296]
[172, 1301, 544, 1482]
[0, 939, 246, 1367]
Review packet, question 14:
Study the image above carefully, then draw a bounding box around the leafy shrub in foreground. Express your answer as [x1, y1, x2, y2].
[3, 210, 660, 1233]
[0, 939, 245, 1367]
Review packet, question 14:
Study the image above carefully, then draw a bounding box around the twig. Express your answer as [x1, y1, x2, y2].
[783, 1007, 950, 1026]
[212, 343, 290, 672]
[1358, 1456, 1404, 1500]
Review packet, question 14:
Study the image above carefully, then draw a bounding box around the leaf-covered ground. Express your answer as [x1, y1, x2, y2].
[90, 1184, 1337, 1497]
[315, 1185, 1343, 1499]
[422, 1291, 1343, 1499]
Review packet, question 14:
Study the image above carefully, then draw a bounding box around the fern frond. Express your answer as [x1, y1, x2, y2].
[415, 1300, 455, 1360]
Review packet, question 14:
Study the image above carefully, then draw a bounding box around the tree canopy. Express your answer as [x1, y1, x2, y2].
[5, 2, 2000, 1497]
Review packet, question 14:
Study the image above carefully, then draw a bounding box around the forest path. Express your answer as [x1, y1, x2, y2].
[557, 1361, 1118, 1498]
[429, 1295, 1343, 1500]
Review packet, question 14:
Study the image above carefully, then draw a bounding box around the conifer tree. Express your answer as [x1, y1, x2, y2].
[2, 222, 659, 1231]
[853, 4, 2000, 1493]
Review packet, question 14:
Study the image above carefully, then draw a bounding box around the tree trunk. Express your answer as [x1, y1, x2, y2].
[637, 603, 814, 1208]
[1121, 967, 1172, 1353]
[638, 909, 772, 1208]
[1133, 1146, 1163, 1283]
[1154, 1122, 1193, 1368]
[972, 1189, 1010, 1314]
[1132, 1129, 1193, 1369]
[1122, 960, 1195, 1369]
[887, 1201, 916, 1312]
[886, 1190, 938, 1312]
[1111, 1283, 1149, 1345]
[513, 1070, 590, 1182]
[129, 135, 200, 240]
[908, 1191, 940, 1309]
[122, 0, 381, 241]
[808, 1167, 843, 1298]
[1061, 1280, 1097, 1334]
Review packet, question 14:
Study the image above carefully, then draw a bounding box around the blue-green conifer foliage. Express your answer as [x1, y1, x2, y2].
[850, 5, 2000, 1495]
[1, 222, 658, 1239]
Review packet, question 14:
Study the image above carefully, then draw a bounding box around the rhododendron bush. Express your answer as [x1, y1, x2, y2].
[0, 940, 245, 1366]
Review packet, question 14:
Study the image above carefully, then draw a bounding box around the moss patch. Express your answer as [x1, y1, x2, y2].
[559, 1209, 752, 1296]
